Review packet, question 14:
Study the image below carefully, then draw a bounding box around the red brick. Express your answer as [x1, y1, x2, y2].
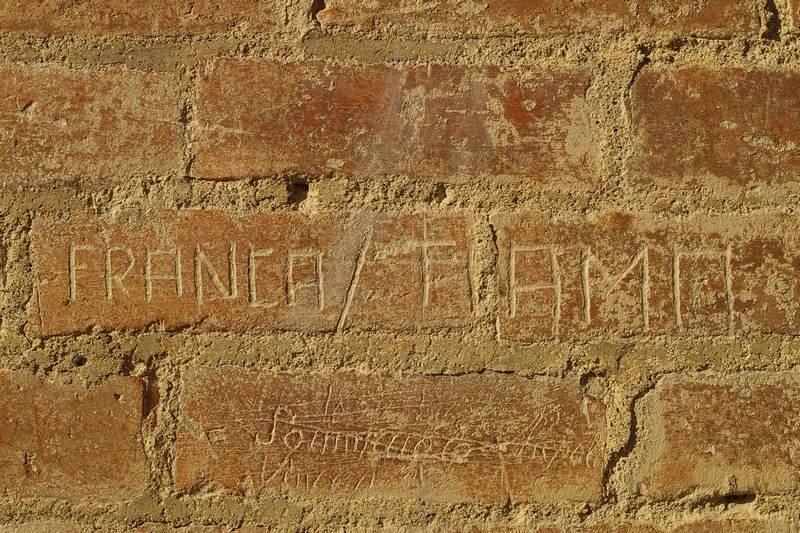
[28, 210, 472, 335]
[173, 368, 606, 503]
[0, 371, 148, 500]
[630, 372, 800, 499]
[635, 0, 759, 38]
[629, 67, 800, 187]
[192, 59, 595, 184]
[0, 64, 183, 185]
[492, 211, 800, 342]
[316, 0, 635, 36]
[317, 0, 757, 37]
[0, 0, 283, 35]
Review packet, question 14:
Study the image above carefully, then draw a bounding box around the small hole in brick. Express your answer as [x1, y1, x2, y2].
[71, 355, 87, 367]
[724, 493, 756, 504]
[311, 0, 326, 21]
[290, 182, 309, 204]
[113, 393, 122, 401]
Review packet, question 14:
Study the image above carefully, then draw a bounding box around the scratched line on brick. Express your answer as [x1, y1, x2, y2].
[173, 369, 606, 503]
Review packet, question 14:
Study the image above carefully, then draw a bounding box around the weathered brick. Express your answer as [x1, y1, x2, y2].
[0, 371, 148, 500]
[173, 368, 606, 503]
[671, 519, 793, 532]
[629, 67, 800, 187]
[316, 0, 635, 36]
[28, 210, 471, 335]
[316, 0, 757, 38]
[0, 525, 79, 533]
[629, 372, 800, 499]
[0, 64, 183, 185]
[192, 59, 596, 184]
[492, 211, 800, 342]
[534, 524, 656, 533]
[138, 526, 267, 533]
[533, 520, 792, 532]
[0, 0, 284, 35]
[635, 0, 759, 38]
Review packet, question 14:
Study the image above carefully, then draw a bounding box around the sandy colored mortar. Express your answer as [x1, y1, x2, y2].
[1, 0, 800, 531]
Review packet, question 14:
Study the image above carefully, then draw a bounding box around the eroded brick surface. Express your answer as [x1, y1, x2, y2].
[317, 0, 635, 36]
[533, 520, 792, 532]
[635, 0, 759, 37]
[193, 59, 595, 184]
[631, 373, 800, 499]
[0, 0, 284, 35]
[0, 372, 148, 500]
[173, 368, 606, 503]
[138, 526, 267, 532]
[0, 525, 79, 533]
[316, 0, 756, 38]
[492, 211, 800, 342]
[0, 64, 183, 185]
[28, 210, 472, 335]
[629, 68, 800, 187]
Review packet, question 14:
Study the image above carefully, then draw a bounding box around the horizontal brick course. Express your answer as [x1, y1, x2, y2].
[316, 0, 758, 38]
[0, 64, 183, 186]
[0, 0, 284, 35]
[28, 210, 472, 335]
[317, 0, 635, 36]
[629, 67, 800, 187]
[492, 211, 800, 342]
[193, 59, 595, 184]
[630, 372, 800, 499]
[173, 368, 606, 503]
[0, 372, 148, 500]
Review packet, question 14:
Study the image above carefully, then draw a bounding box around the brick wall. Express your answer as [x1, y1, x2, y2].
[1, 0, 800, 531]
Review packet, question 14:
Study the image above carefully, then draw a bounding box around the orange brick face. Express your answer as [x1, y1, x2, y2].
[0, 372, 148, 500]
[629, 68, 800, 187]
[192, 59, 595, 184]
[0, 64, 183, 186]
[173, 368, 606, 503]
[631, 373, 800, 499]
[28, 210, 472, 335]
[492, 211, 800, 342]
[0, 0, 283, 35]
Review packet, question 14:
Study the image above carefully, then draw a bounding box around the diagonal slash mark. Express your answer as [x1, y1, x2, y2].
[337, 227, 373, 333]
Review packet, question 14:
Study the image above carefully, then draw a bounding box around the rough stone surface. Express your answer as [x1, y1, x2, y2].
[0, 371, 148, 500]
[174, 367, 606, 503]
[630, 372, 800, 500]
[193, 59, 596, 184]
[0, 63, 183, 185]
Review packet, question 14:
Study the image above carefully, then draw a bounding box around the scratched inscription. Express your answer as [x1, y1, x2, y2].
[27, 211, 472, 335]
[493, 211, 800, 342]
[173, 368, 606, 503]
